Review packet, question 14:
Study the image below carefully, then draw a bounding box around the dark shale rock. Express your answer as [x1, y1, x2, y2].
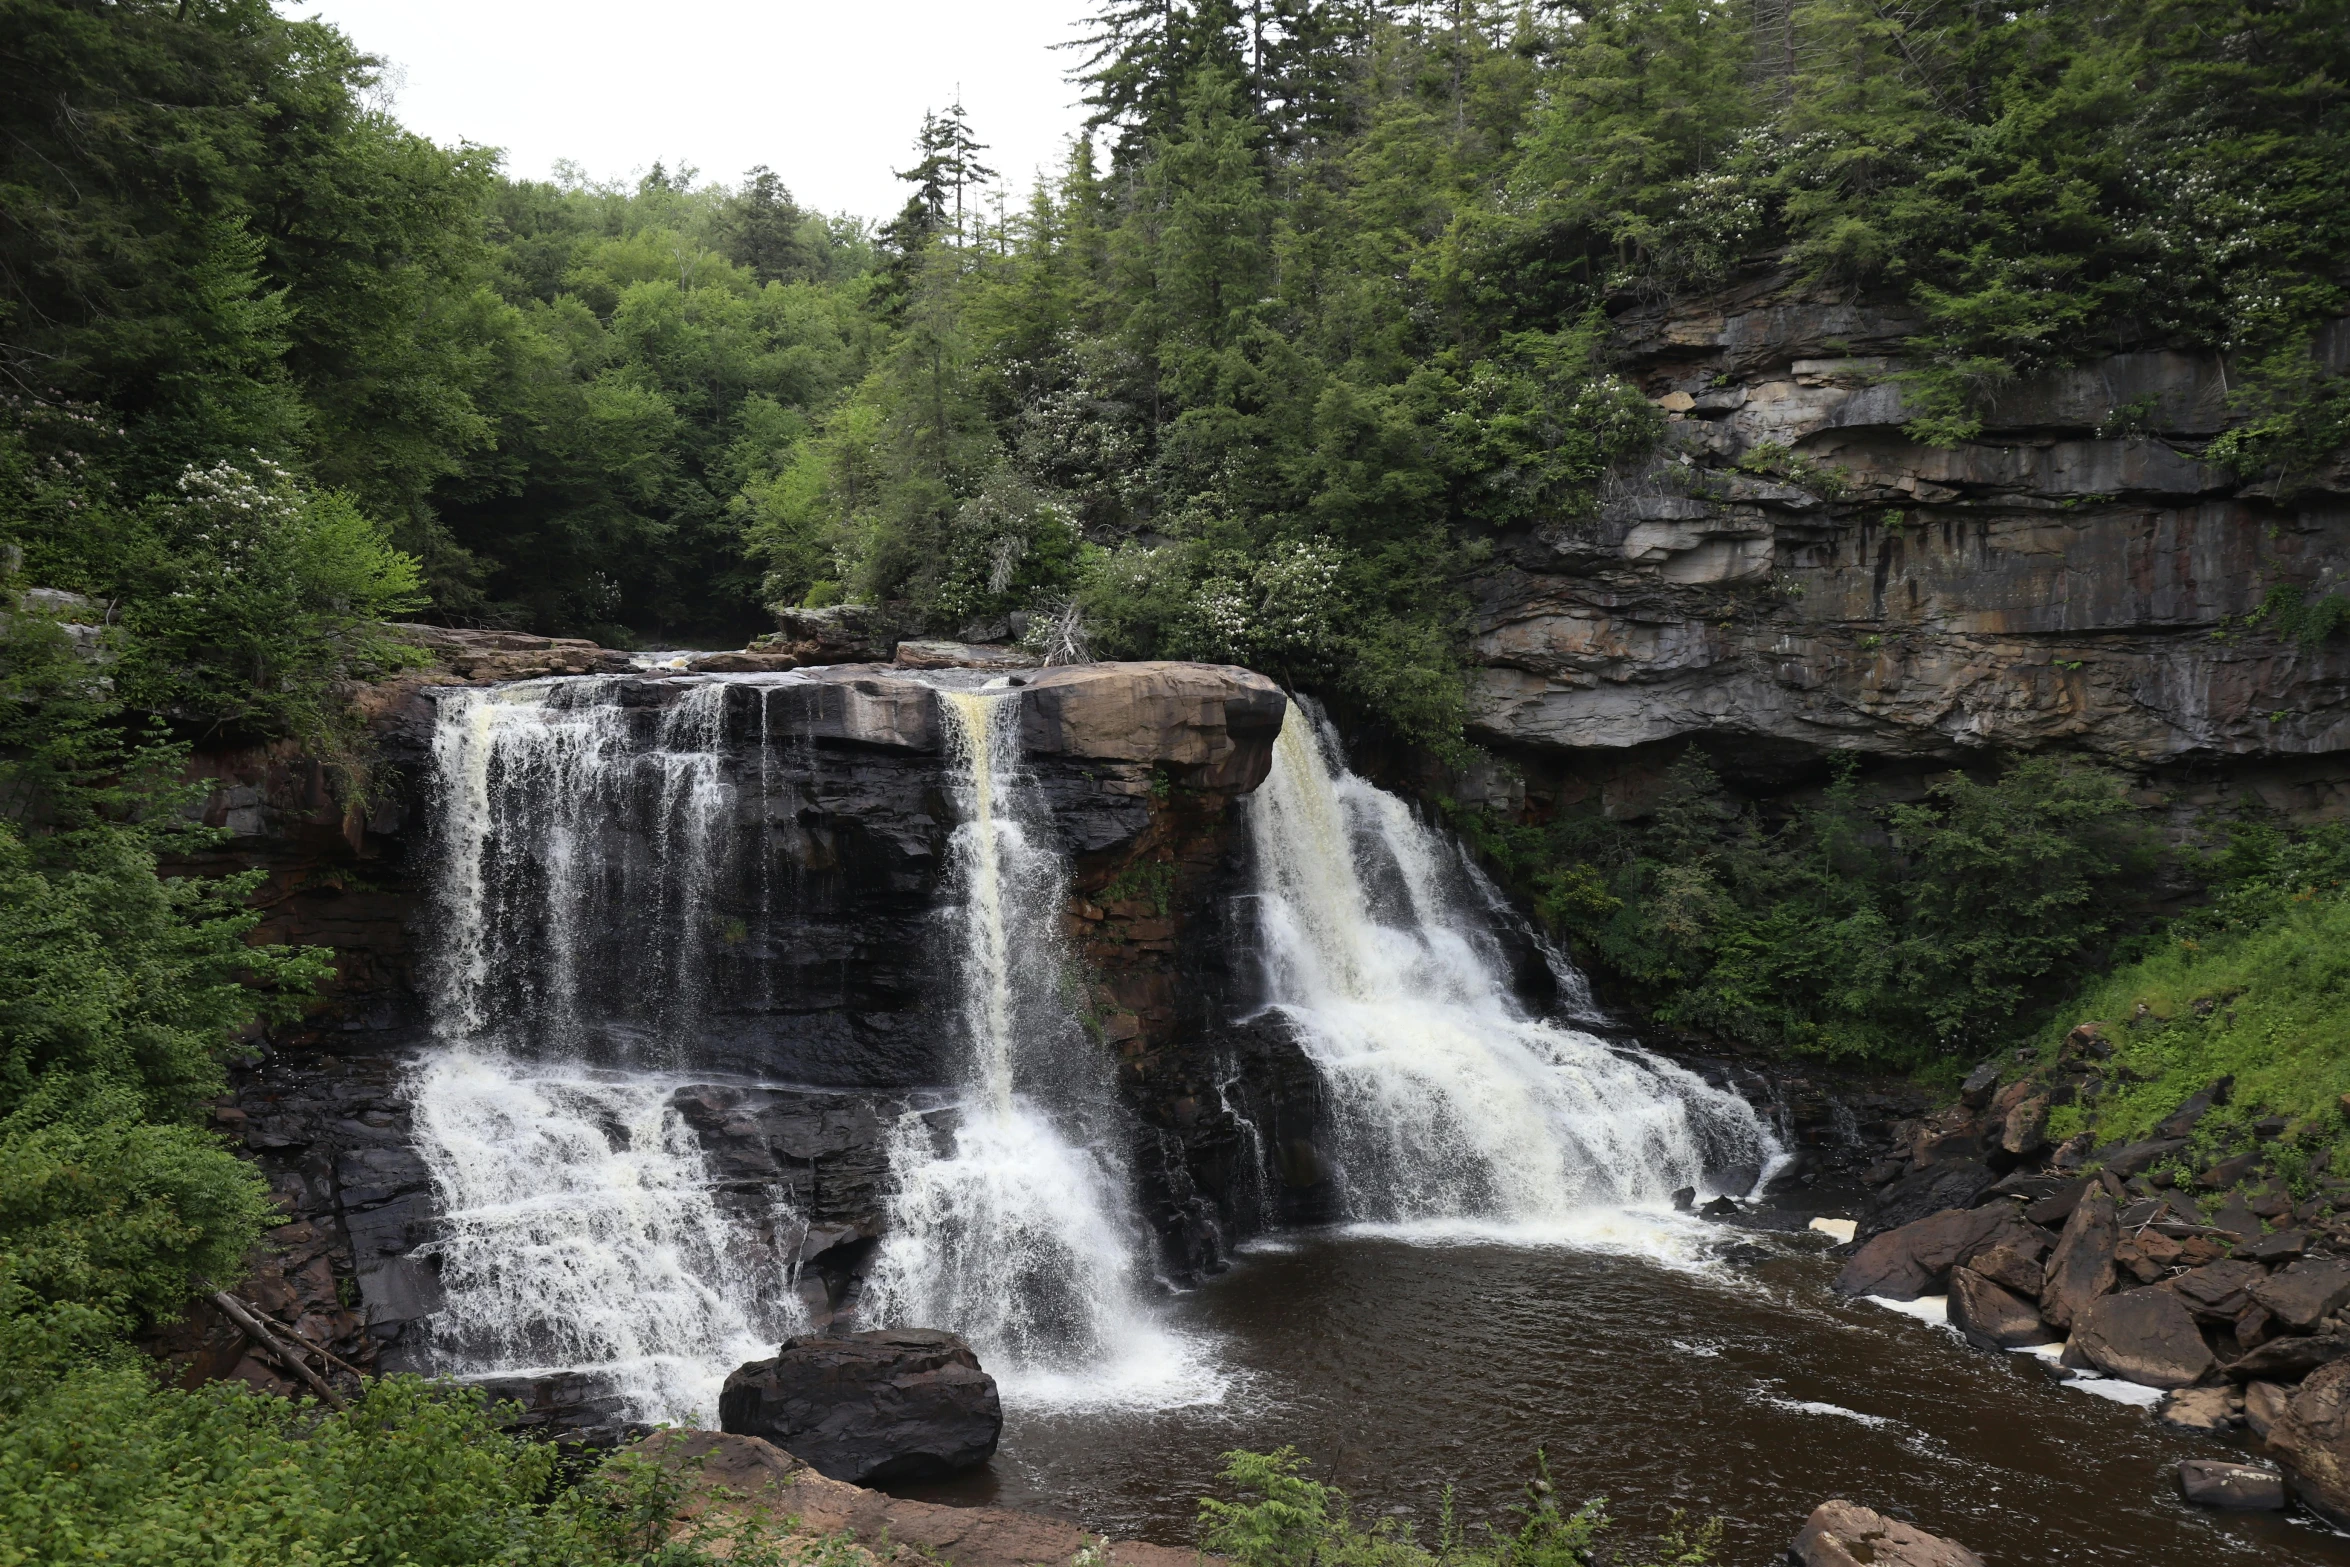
[1788, 1500, 1984, 1567]
[2227, 1334, 2350, 1383]
[2250, 1258, 2350, 1332]
[2040, 1186, 2120, 1333]
[717, 1330, 1003, 1484]
[1856, 1160, 1998, 1241]
[2165, 1259, 2270, 1323]
[2073, 1287, 2216, 1388]
[2097, 1138, 2187, 1180]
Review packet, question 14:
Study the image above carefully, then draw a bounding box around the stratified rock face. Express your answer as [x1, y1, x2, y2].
[1468, 275, 2350, 790]
[718, 1330, 1002, 1484]
[1790, 1499, 1984, 1567]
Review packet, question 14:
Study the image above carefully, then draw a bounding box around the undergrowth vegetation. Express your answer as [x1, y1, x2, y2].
[1199, 1448, 1716, 1567]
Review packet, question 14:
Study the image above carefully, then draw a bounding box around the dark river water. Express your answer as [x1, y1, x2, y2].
[891, 1222, 2347, 1566]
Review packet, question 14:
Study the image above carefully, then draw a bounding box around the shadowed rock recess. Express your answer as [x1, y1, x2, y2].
[1467, 278, 2350, 816]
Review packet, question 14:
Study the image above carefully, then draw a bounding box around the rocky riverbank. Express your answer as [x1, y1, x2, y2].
[1820, 1020, 2350, 1526]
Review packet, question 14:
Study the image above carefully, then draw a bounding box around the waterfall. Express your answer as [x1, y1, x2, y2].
[409, 677, 797, 1428]
[1247, 706, 1781, 1237]
[407, 1049, 797, 1426]
[860, 689, 1217, 1407]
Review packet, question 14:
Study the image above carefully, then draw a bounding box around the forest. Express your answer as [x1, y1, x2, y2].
[3, 0, 2349, 1559]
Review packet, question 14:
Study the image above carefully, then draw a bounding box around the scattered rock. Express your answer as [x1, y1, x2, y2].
[2245, 1228, 2308, 1263]
[2175, 1459, 2287, 1512]
[2157, 1083, 2229, 1140]
[2226, 1332, 2350, 1383]
[1789, 1500, 1983, 1567]
[892, 640, 1042, 671]
[763, 604, 907, 664]
[2072, 1287, 2216, 1388]
[2156, 1385, 2240, 1434]
[717, 1330, 1003, 1484]
[1672, 1186, 1696, 1212]
[1948, 1267, 2054, 1350]
[2099, 1138, 2187, 1179]
[2165, 1259, 2269, 1323]
[1834, 1205, 2010, 1300]
[1958, 1061, 2002, 1108]
[687, 650, 801, 673]
[2024, 1178, 2089, 1229]
[1960, 1225, 2052, 1297]
[2040, 1187, 2120, 1332]
[2249, 1258, 2350, 1332]
[2199, 1152, 2263, 1190]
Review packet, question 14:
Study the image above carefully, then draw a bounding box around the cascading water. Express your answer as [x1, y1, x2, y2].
[860, 690, 1217, 1406]
[1247, 705, 1781, 1237]
[408, 678, 799, 1428]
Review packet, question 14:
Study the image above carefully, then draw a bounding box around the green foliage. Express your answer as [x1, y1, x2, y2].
[1197, 1448, 1712, 1567]
[2022, 826, 2350, 1156]
[1465, 754, 2160, 1064]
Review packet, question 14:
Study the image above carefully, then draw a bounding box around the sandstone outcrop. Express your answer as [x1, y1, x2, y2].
[717, 1331, 1002, 1484]
[1467, 272, 2350, 817]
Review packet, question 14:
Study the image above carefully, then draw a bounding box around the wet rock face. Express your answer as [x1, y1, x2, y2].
[1468, 273, 2350, 793]
[717, 1330, 1002, 1484]
[1789, 1498, 1984, 1567]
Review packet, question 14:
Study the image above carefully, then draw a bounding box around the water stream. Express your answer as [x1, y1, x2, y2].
[1247, 707, 1780, 1234]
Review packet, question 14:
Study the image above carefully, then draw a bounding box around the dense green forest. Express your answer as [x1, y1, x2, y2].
[2, 0, 2348, 1553]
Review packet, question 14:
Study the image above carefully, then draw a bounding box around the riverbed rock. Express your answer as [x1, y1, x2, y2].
[2246, 1380, 2293, 1439]
[2226, 1332, 2350, 1382]
[717, 1330, 1002, 1484]
[1948, 1267, 2053, 1350]
[2039, 1187, 2120, 1331]
[2073, 1287, 2215, 1388]
[763, 604, 908, 664]
[2165, 1259, 2269, 1322]
[1788, 1500, 1983, 1567]
[2176, 1460, 2287, 1511]
[2249, 1257, 2350, 1331]
[1960, 1223, 2052, 1297]
[2267, 1359, 2350, 1527]
[1834, 1205, 2010, 1299]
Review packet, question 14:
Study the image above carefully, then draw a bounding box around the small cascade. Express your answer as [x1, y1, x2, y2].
[428, 679, 731, 1065]
[861, 690, 1214, 1405]
[408, 1048, 801, 1427]
[1246, 707, 1780, 1234]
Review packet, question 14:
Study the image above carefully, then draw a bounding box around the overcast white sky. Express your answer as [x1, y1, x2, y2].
[279, 2, 1099, 221]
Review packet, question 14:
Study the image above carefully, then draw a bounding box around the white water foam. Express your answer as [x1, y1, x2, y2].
[860, 688, 1223, 1411]
[408, 1046, 802, 1428]
[1245, 706, 1782, 1241]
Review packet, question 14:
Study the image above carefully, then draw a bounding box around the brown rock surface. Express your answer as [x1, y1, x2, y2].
[1788, 1500, 1983, 1567]
[2165, 1259, 2269, 1322]
[640, 1430, 1207, 1567]
[1020, 662, 1288, 791]
[2268, 1358, 2350, 1527]
[2073, 1287, 2216, 1388]
[2250, 1257, 2350, 1331]
[1948, 1266, 2053, 1350]
[1833, 1206, 2010, 1300]
[2040, 1187, 2120, 1331]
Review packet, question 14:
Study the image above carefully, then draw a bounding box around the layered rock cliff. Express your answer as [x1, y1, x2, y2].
[1469, 272, 2350, 817]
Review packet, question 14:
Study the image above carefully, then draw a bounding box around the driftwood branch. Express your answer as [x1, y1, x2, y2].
[211, 1290, 348, 1409]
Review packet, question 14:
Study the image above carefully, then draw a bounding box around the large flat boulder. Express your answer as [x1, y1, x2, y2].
[1789, 1500, 1983, 1567]
[1834, 1205, 2009, 1300]
[2227, 1333, 2350, 1383]
[1856, 1160, 1997, 1240]
[2073, 1287, 2216, 1388]
[2165, 1259, 2268, 1322]
[718, 1330, 1002, 1484]
[1019, 662, 1287, 792]
[2176, 1459, 2287, 1511]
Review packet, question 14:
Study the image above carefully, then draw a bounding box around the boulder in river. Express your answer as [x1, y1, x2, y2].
[2249, 1257, 2350, 1332]
[2260, 1358, 2350, 1527]
[1834, 1205, 2009, 1300]
[2039, 1186, 2119, 1331]
[1948, 1267, 2053, 1350]
[1789, 1500, 1984, 1567]
[717, 1330, 1002, 1484]
[2226, 1332, 2350, 1383]
[2245, 1380, 2293, 1440]
[2156, 1385, 2241, 1433]
[2175, 1459, 2287, 1511]
[2072, 1287, 2215, 1388]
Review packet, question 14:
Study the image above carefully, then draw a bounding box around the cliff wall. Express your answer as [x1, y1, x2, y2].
[1468, 273, 2350, 818]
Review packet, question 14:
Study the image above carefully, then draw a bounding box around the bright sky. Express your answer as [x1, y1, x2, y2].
[278, 1, 1099, 222]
